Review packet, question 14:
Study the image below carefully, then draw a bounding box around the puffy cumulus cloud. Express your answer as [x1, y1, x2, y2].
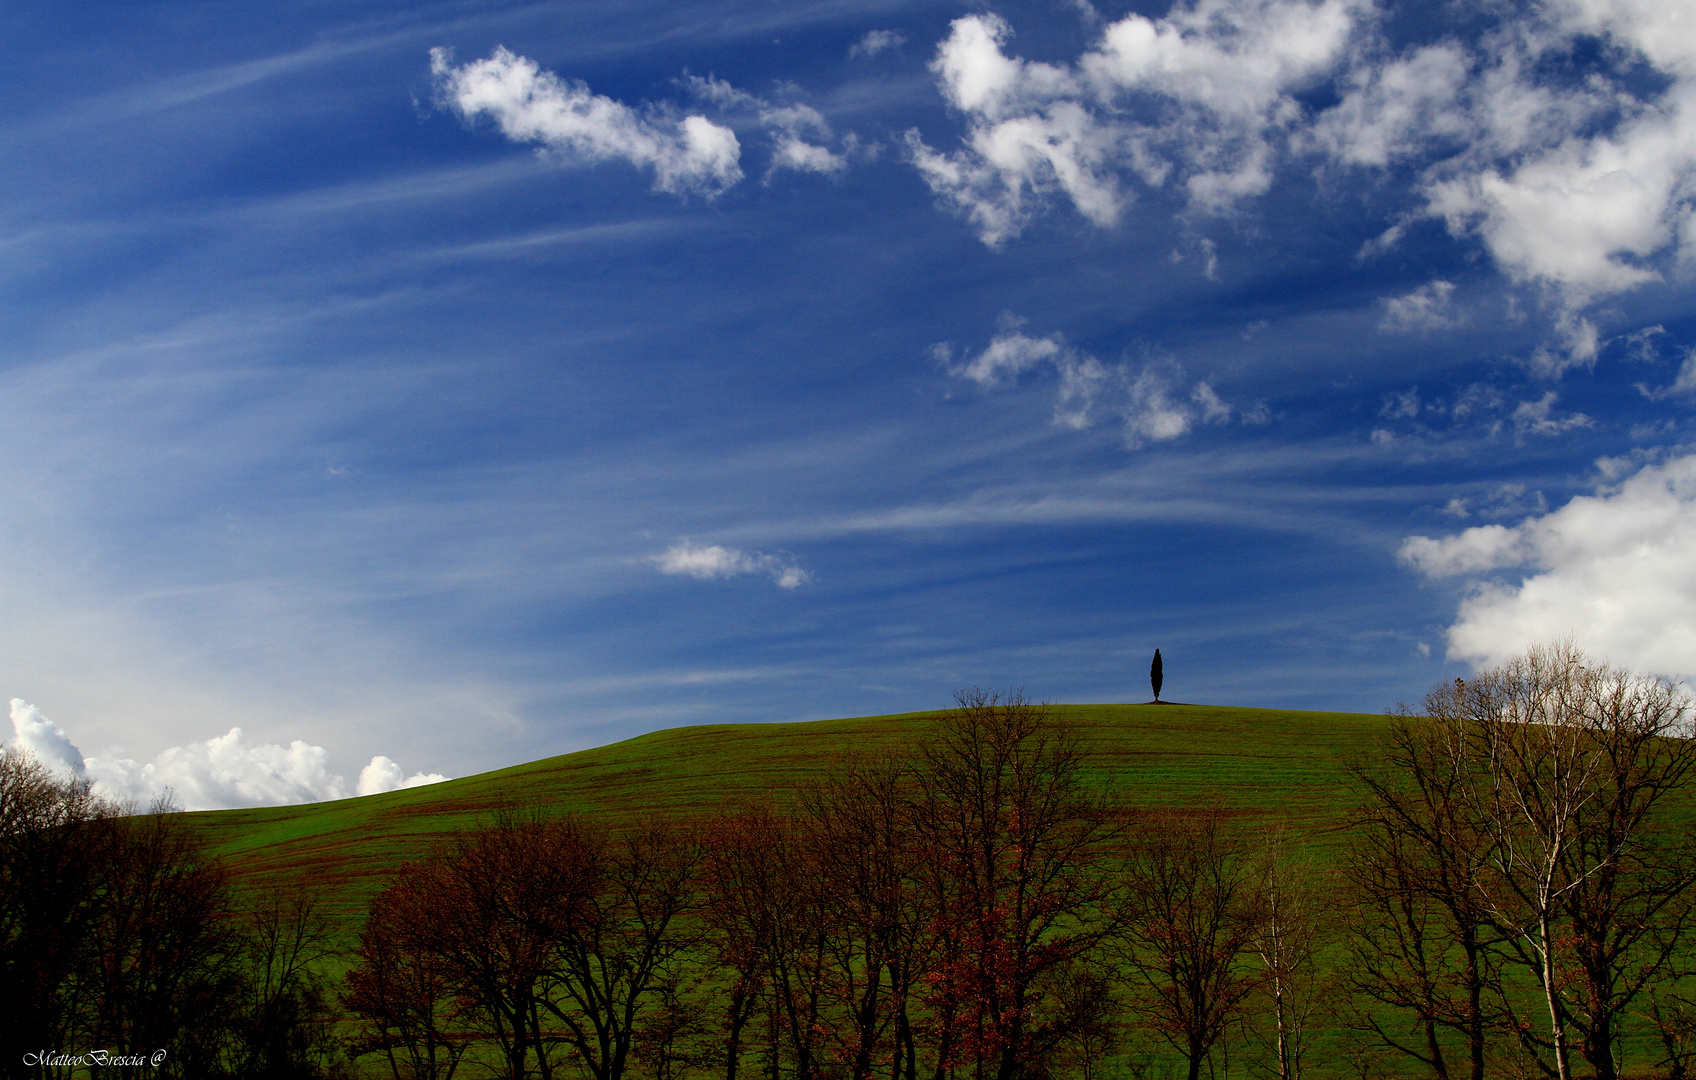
[1401, 454, 1696, 677]
[907, 15, 1124, 246]
[941, 319, 1256, 444]
[1307, 44, 1471, 167]
[7, 698, 86, 780]
[1424, 94, 1696, 305]
[650, 540, 811, 589]
[678, 76, 852, 178]
[1373, 2, 1696, 316]
[944, 322, 1065, 386]
[904, 0, 1696, 352]
[432, 47, 741, 195]
[4, 700, 447, 810]
[1082, 0, 1363, 210]
[907, 0, 1365, 243]
[358, 756, 450, 797]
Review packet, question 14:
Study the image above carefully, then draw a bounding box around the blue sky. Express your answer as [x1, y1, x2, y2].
[5, 0, 1696, 807]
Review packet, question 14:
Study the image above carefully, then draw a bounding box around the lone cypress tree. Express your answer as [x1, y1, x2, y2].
[1151, 649, 1163, 703]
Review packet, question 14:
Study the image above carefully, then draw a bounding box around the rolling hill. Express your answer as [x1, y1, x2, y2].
[183, 702, 1392, 934]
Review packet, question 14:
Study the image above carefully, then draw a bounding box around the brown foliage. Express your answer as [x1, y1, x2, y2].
[347, 810, 699, 1080]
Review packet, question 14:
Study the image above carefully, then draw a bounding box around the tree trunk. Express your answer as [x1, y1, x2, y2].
[1537, 911, 1572, 1080]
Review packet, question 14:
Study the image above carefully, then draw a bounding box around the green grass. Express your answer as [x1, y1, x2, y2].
[185, 702, 1391, 932]
[181, 702, 1696, 1076]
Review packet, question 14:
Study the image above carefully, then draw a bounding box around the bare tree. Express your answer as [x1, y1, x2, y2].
[1117, 810, 1263, 1080]
[344, 864, 468, 1080]
[412, 811, 596, 1080]
[85, 800, 242, 1080]
[804, 756, 936, 1080]
[0, 747, 116, 1074]
[230, 883, 341, 1080]
[1342, 703, 1504, 1080]
[1642, 987, 1695, 1080]
[1248, 833, 1325, 1080]
[701, 807, 783, 1080]
[700, 805, 832, 1080]
[1039, 957, 1121, 1080]
[543, 826, 702, 1080]
[1450, 644, 1696, 1080]
[909, 689, 1120, 1080]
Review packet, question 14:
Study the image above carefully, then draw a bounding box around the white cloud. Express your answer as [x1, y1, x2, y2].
[850, 30, 907, 59]
[943, 319, 1248, 445]
[1401, 453, 1696, 678]
[1123, 365, 1194, 446]
[358, 755, 450, 797]
[948, 323, 1066, 386]
[7, 698, 86, 780]
[5, 699, 446, 810]
[1192, 380, 1232, 423]
[1378, 280, 1457, 333]
[906, 0, 1365, 242]
[1440, 483, 1548, 521]
[1400, 523, 1527, 577]
[1083, 0, 1363, 211]
[761, 104, 847, 176]
[678, 76, 850, 177]
[902, 0, 1696, 354]
[906, 15, 1126, 246]
[1402, 5, 1696, 314]
[1379, 387, 1421, 418]
[1424, 93, 1696, 305]
[431, 47, 742, 194]
[1637, 347, 1696, 400]
[1510, 391, 1593, 439]
[1309, 44, 1471, 167]
[650, 539, 811, 589]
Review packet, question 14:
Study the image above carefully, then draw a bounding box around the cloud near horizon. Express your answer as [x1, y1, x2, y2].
[1400, 452, 1696, 679]
[5, 699, 447, 810]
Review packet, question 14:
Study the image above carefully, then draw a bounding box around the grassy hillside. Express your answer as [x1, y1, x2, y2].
[185, 702, 1391, 933]
[179, 702, 1696, 1076]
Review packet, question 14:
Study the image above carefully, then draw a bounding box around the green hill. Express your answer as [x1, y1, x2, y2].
[184, 702, 1389, 933]
[174, 702, 1696, 1076]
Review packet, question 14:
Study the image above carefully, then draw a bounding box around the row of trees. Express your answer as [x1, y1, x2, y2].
[344, 652, 1696, 1080]
[341, 691, 1337, 1080]
[344, 691, 1125, 1080]
[0, 751, 341, 1080]
[5, 643, 1694, 1078]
